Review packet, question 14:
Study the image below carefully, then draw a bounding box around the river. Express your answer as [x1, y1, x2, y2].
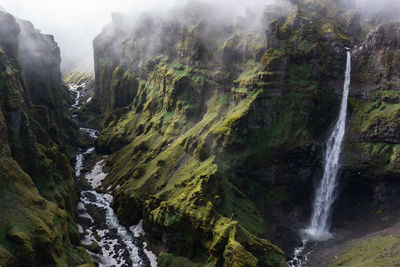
[69, 83, 157, 267]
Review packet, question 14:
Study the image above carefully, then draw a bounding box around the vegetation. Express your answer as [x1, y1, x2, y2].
[85, 0, 370, 265]
[330, 231, 400, 267]
[0, 11, 93, 266]
[3, 0, 400, 266]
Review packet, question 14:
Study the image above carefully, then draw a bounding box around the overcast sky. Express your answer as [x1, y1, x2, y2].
[1, 0, 180, 70]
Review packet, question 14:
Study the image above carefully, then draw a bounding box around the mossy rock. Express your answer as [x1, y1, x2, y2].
[158, 252, 207, 267]
[0, 245, 15, 266]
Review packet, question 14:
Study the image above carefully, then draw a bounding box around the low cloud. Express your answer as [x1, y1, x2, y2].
[1, 0, 290, 71]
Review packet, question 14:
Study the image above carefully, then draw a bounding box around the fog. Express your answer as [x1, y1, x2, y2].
[356, 0, 400, 23]
[1, 0, 179, 71]
[1, 0, 285, 72]
[2, 0, 400, 72]
[356, 0, 400, 10]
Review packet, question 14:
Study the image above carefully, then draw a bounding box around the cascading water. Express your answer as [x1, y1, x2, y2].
[305, 50, 351, 241]
[68, 83, 157, 267]
[288, 50, 351, 267]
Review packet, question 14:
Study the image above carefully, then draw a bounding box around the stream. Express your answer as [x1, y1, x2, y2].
[69, 83, 157, 267]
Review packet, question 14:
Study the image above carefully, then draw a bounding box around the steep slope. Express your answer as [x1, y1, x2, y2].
[322, 22, 400, 231]
[83, 0, 373, 265]
[345, 23, 400, 189]
[17, 18, 80, 159]
[306, 21, 400, 267]
[0, 11, 93, 266]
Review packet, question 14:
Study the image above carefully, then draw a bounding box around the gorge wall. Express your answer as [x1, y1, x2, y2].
[83, 0, 400, 265]
[2, 0, 400, 266]
[0, 11, 93, 266]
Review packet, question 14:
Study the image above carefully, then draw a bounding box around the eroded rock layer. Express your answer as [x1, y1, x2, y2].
[0, 11, 93, 267]
[85, 0, 378, 265]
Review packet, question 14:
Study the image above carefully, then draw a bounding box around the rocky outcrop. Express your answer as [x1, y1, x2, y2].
[0, 10, 93, 266]
[343, 23, 400, 190]
[85, 0, 370, 265]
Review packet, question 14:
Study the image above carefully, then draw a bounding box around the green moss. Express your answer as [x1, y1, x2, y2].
[63, 71, 94, 86]
[0, 17, 92, 265]
[368, 90, 399, 102]
[331, 233, 400, 267]
[233, 61, 262, 88]
[0, 244, 15, 266]
[97, 80, 286, 265]
[348, 98, 360, 111]
[158, 252, 207, 267]
[88, 3, 367, 265]
[352, 100, 400, 134]
[261, 48, 286, 72]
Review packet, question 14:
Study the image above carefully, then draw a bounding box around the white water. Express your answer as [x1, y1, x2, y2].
[68, 83, 81, 109]
[80, 189, 143, 267]
[305, 50, 352, 241]
[85, 160, 107, 189]
[69, 83, 157, 266]
[287, 240, 310, 267]
[130, 220, 158, 267]
[76, 141, 156, 266]
[80, 127, 100, 138]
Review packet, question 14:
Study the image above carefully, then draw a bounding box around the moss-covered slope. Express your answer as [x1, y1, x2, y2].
[344, 23, 400, 182]
[0, 10, 93, 267]
[85, 1, 371, 266]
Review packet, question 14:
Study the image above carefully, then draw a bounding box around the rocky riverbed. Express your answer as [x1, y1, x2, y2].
[70, 83, 157, 267]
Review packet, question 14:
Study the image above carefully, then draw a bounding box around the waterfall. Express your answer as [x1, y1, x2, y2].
[305, 50, 351, 241]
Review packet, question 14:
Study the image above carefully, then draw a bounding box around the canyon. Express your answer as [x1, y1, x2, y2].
[2, 0, 400, 266]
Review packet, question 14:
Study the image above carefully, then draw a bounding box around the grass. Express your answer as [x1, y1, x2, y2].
[158, 252, 208, 267]
[331, 233, 400, 267]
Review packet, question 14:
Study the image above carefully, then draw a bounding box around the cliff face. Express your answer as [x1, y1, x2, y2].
[17, 18, 79, 159]
[330, 22, 400, 223]
[0, 11, 92, 266]
[87, 0, 373, 265]
[92, 6, 291, 266]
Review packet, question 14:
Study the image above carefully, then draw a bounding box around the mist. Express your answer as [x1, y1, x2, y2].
[1, 0, 287, 73]
[356, 0, 400, 24]
[3, 0, 400, 73]
[1, 0, 179, 71]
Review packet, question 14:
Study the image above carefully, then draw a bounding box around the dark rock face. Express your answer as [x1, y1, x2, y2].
[333, 21, 400, 231]
[84, 0, 376, 265]
[70, 0, 400, 265]
[17, 18, 79, 158]
[18, 19, 62, 110]
[346, 22, 400, 178]
[0, 11, 93, 266]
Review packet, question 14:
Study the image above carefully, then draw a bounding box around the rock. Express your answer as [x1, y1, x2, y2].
[0, 10, 93, 266]
[0, 245, 15, 266]
[84, 241, 102, 254]
[85, 0, 364, 265]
